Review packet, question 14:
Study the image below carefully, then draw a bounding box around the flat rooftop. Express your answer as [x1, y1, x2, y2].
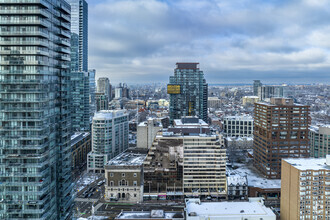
[71, 132, 90, 146]
[283, 158, 330, 171]
[106, 151, 147, 166]
[93, 110, 127, 120]
[116, 210, 184, 219]
[185, 199, 275, 217]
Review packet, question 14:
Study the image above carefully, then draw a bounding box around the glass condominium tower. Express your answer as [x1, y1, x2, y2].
[0, 0, 74, 219]
[168, 63, 208, 123]
[67, 0, 87, 72]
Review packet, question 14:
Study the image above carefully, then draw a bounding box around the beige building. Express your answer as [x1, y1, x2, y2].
[137, 118, 162, 149]
[208, 97, 222, 109]
[104, 149, 147, 203]
[309, 125, 330, 158]
[281, 156, 330, 220]
[242, 96, 259, 106]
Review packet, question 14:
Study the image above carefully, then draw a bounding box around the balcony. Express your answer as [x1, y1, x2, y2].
[0, 0, 51, 8]
[59, 13, 70, 22]
[0, 9, 50, 18]
[0, 19, 51, 28]
[0, 30, 49, 38]
[0, 40, 49, 47]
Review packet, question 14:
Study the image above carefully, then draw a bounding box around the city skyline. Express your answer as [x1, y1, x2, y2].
[88, 0, 330, 84]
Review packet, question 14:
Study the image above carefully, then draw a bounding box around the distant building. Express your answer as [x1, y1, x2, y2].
[185, 198, 276, 220]
[71, 132, 91, 171]
[95, 92, 109, 111]
[115, 210, 184, 220]
[87, 110, 129, 173]
[223, 115, 254, 137]
[208, 97, 222, 109]
[242, 96, 259, 106]
[67, 0, 88, 72]
[253, 80, 262, 96]
[227, 175, 248, 200]
[71, 71, 90, 131]
[104, 149, 147, 203]
[88, 69, 96, 118]
[97, 77, 112, 101]
[253, 80, 285, 101]
[281, 157, 330, 220]
[168, 63, 208, 123]
[137, 119, 162, 149]
[253, 98, 310, 179]
[309, 125, 330, 158]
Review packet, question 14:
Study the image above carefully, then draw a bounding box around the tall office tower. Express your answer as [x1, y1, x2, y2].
[168, 63, 208, 123]
[253, 80, 262, 96]
[87, 110, 129, 173]
[97, 77, 111, 101]
[67, 0, 87, 72]
[122, 83, 129, 99]
[281, 157, 330, 220]
[0, 1, 73, 219]
[253, 98, 310, 179]
[88, 69, 96, 118]
[309, 125, 330, 158]
[71, 71, 90, 131]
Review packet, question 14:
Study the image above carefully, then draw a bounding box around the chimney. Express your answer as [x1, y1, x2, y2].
[327, 155, 330, 166]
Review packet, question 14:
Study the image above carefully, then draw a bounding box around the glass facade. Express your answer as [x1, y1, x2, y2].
[168, 63, 208, 123]
[67, 0, 87, 72]
[71, 71, 90, 131]
[0, 0, 73, 219]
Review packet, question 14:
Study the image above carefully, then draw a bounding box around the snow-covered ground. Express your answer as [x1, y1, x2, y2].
[75, 172, 100, 192]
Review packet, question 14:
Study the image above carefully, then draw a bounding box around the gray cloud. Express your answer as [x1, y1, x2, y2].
[88, 0, 330, 84]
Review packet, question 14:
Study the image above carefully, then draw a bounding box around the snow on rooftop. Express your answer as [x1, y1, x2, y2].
[116, 211, 183, 219]
[227, 175, 247, 186]
[185, 199, 276, 217]
[107, 151, 147, 166]
[283, 158, 330, 171]
[227, 163, 281, 189]
[93, 110, 127, 120]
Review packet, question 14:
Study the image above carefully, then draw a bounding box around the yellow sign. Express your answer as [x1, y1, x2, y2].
[167, 85, 181, 94]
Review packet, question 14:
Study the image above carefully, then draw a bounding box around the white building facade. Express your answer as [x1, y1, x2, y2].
[223, 115, 253, 137]
[87, 110, 129, 173]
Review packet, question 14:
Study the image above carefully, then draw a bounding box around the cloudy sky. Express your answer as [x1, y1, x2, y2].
[88, 0, 330, 84]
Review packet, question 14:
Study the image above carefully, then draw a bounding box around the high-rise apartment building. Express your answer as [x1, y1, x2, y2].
[71, 71, 90, 131]
[0, 0, 73, 219]
[281, 157, 330, 220]
[309, 125, 330, 158]
[67, 0, 87, 72]
[97, 77, 112, 101]
[253, 98, 310, 179]
[168, 63, 208, 123]
[253, 80, 262, 96]
[87, 110, 129, 173]
[95, 92, 109, 111]
[88, 69, 96, 118]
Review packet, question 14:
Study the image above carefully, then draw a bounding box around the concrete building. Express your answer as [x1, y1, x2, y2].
[309, 125, 330, 158]
[253, 80, 262, 96]
[281, 157, 330, 220]
[104, 149, 147, 203]
[137, 118, 162, 149]
[253, 98, 310, 179]
[185, 198, 276, 220]
[168, 63, 208, 123]
[97, 77, 112, 101]
[208, 97, 222, 109]
[115, 210, 184, 220]
[95, 92, 109, 111]
[0, 1, 74, 218]
[223, 115, 254, 137]
[67, 0, 88, 72]
[87, 110, 129, 173]
[143, 117, 226, 200]
[253, 80, 285, 101]
[71, 132, 91, 172]
[242, 96, 260, 106]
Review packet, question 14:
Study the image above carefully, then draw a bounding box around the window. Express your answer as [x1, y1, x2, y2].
[134, 194, 137, 197]
[133, 181, 137, 186]
[122, 173, 125, 177]
[133, 173, 137, 177]
[110, 181, 113, 186]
